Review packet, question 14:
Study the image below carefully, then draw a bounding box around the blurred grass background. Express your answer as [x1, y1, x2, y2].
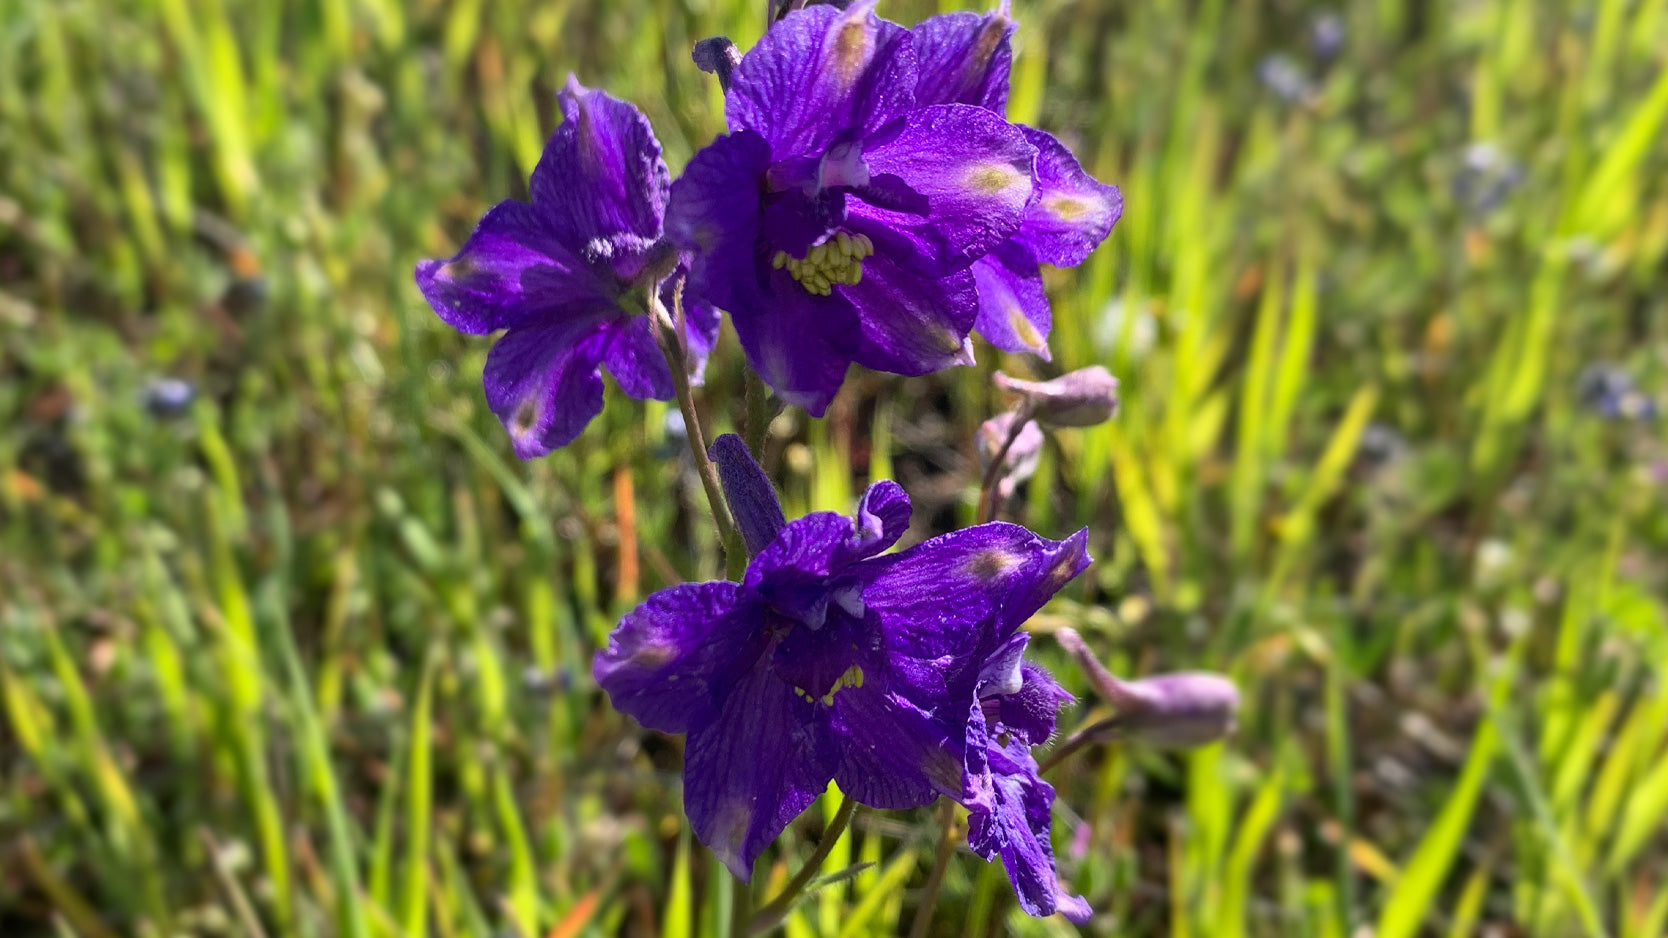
[2, 0, 1667, 935]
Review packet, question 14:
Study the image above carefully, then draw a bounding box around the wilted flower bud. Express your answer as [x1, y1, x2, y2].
[692, 37, 743, 91]
[1058, 627, 1238, 749]
[977, 412, 1044, 501]
[994, 366, 1119, 428]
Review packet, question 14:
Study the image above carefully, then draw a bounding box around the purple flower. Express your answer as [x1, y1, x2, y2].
[415, 78, 718, 458]
[908, 3, 1122, 357]
[594, 434, 1090, 887]
[666, 1, 1039, 415]
[952, 637, 1092, 921]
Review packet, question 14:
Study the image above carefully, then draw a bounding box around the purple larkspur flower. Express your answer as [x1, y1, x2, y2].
[594, 434, 1090, 893]
[957, 642, 1091, 922]
[666, 1, 1040, 415]
[415, 78, 718, 458]
[908, 2, 1122, 357]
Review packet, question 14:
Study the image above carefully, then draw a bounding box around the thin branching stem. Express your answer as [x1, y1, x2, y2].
[975, 405, 1035, 523]
[747, 795, 859, 935]
[907, 800, 958, 938]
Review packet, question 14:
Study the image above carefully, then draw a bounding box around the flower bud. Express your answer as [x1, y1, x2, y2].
[710, 433, 787, 556]
[692, 37, 742, 91]
[1058, 627, 1238, 749]
[976, 412, 1043, 501]
[994, 366, 1119, 428]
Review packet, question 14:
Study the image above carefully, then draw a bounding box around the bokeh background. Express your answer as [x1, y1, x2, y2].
[3, 0, 1667, 935]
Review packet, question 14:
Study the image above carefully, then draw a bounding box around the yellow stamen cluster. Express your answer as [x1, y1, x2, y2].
[772, 231, 875, 296]
[791, 664, 867, 706]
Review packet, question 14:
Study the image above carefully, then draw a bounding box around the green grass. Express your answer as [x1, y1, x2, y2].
[3, 0, 1668, 935]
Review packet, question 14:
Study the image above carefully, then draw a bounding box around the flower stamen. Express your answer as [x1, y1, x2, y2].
[772, 231, 875, 296]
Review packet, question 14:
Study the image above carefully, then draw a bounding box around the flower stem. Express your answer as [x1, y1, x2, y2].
[650, 283, 748, 581]
[742, 368, 780, 460]
[1037, 715, 1122, 774]
[907, 800, 958, 938]
[730, 873, 753, 938]
[747, 794, 858, 935]
[975, 406, 1034, 523]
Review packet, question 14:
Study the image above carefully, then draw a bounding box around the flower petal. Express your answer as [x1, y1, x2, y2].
[851, 104, 1034, 276]
[671, 277, 722, 381]
[839, 479, 911, 564]
[530, 78, 669, 251]
[593, 583, 766, 734]
[864, 524, 1091, 683]
[665, 131, 774, 315]
[727, 0, 916, 158]
[971, 242, 1052, 357]
[965, 743, 1091, 923]
[996, 663, 1073, 746]
[841, 259, 978, 377]
[416, 200, 615, 335]
[831, 684, 961, 809]
[910, 9, 1015, 112]
[731, 283, 856, 417]
[482, 320, 614, 458]
[746, 512, 854, 626]
[683, 663, 838, 879]
[601, 315, 674, 400]
[1013, 127, 1122, 268]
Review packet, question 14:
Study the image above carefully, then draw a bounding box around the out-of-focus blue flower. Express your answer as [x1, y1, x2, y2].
[595, 435, 1091, 916]
[1256, 54, 1315, 104]
[667, 1, 1045, 414]
[415, 78, 719, 458]
[1310, 12, 1345, 64]
[1578, 364, 1658, 421]
[144, 377, 196, 419]
[1452, 142, 1524, 216]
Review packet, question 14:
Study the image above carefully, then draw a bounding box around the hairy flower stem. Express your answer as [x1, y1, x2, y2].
[907, 801, 958, 938]
[1037, 715, 1122, 773]
[742, 369, 781, 460]
[975, 405, 1035, 523]
[747, 795, 858, 935]
[650, 284, 748, 580]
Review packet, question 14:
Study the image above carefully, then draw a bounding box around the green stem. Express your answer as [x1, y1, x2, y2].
[1038, 715, 1122, 774]
[730, 873, 754, 938]
[649, 283, 748, 580]
[907, 800, 957, 938]
[742, 368, 780, 460]
[747, 795, 858, 935]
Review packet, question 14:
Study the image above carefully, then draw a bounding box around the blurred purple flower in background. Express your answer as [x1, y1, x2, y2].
[415, 79, 718, 457]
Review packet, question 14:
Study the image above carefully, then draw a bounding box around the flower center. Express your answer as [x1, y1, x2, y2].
[772, 231, 874, 296]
